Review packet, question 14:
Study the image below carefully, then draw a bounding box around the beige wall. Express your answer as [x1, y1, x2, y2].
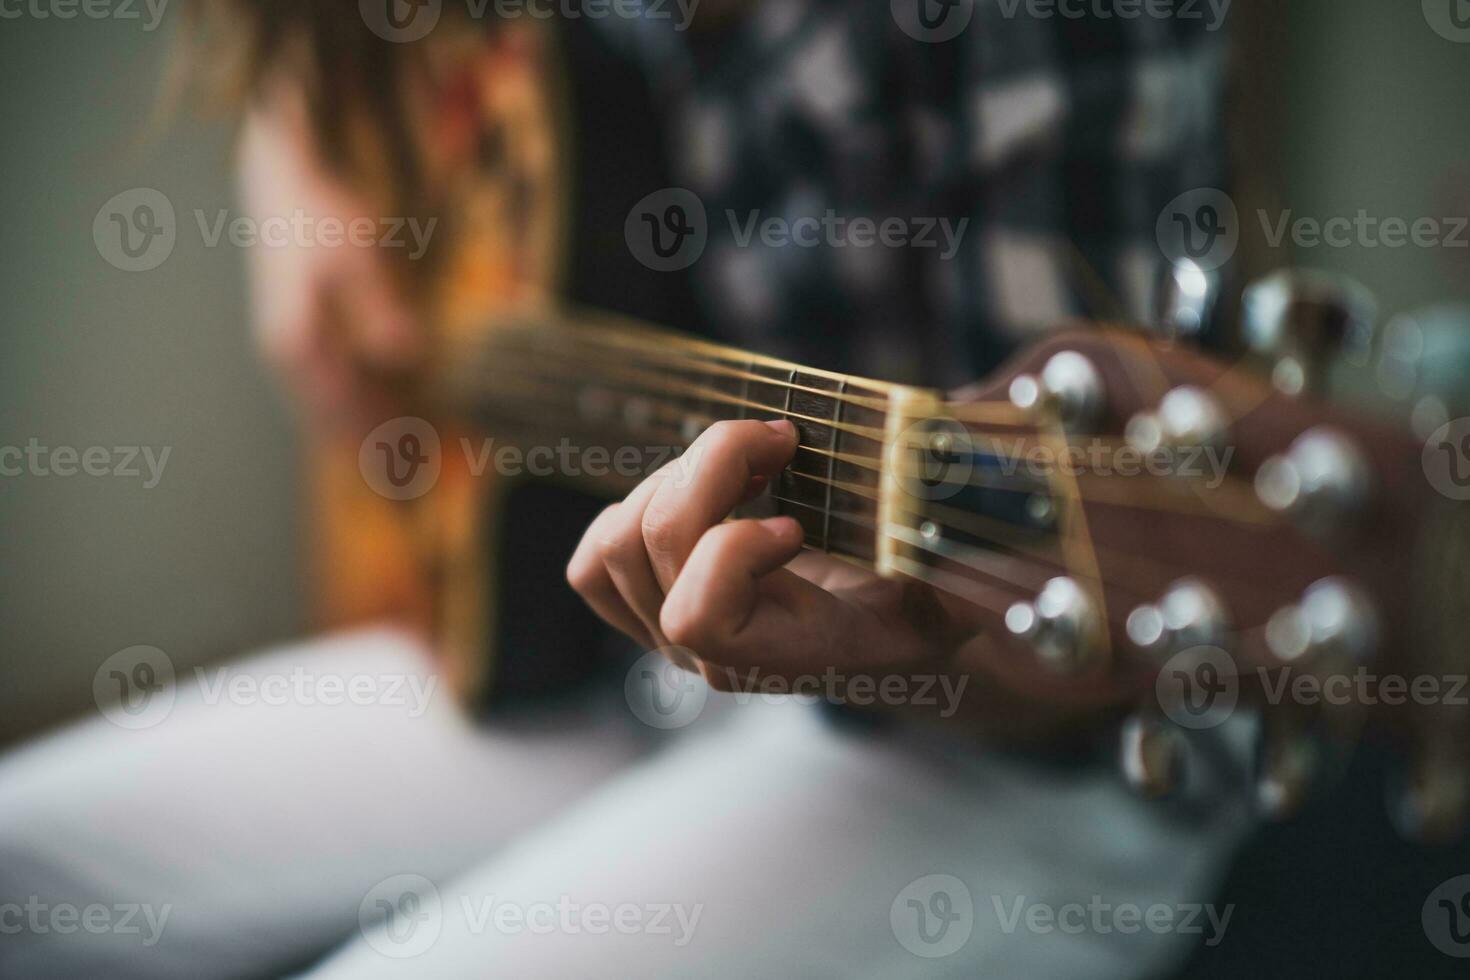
[0, 17, 303, 744]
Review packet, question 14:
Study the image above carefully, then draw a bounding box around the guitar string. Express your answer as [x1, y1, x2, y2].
[442, 380, 1281, 606]
[465, 326, 1024, 426]
[457, 363, 1272, 523]
[460, 309, 1281, 527]
[466, 349, 1266, 507]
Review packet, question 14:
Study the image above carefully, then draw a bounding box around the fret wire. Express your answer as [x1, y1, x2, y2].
[496, 351, 893, 443]
[467, 371, 897, 472]
[591, 339, 895, 412]
[464, 373, 1267, 592]
[465, 366, 1262, 526]
[472, 343, 894, 441]
[821, 379, 845, 553]
[465, 376, 1282, 598]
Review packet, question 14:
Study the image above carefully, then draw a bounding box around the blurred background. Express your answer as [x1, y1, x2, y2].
[11, 0, 1470, 743]
[3, 0, 1467, 747]
[0, 10, 302, 745]
[1, 2, 1469, 978]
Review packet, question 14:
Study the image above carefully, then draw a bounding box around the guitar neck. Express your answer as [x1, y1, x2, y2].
[437, 307, 924, 566]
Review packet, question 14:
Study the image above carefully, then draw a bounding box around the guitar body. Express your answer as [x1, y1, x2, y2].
[308, 21, 571, 705]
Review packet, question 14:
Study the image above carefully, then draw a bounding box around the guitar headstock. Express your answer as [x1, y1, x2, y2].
[879, 273, 1470, 841]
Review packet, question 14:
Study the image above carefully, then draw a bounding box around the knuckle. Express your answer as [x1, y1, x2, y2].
[658, 590, 702, 652]
[658, 590, 710, 652]
[565, 549, 602, 595]
[639, 497, 686, 558]
[596, 530, 641, 572]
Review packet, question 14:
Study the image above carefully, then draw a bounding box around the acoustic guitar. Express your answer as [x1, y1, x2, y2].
[305, 22, 1468, 842]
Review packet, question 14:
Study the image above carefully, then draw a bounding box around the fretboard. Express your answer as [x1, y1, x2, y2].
[438, 308, 903, 565]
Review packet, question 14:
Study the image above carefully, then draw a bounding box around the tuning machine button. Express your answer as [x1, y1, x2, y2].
[1255, 427, 1372, 535]
[1126, 578, 1230, 659]
[1153, 257, 1224, 341]
[1125, 385, 1231, 459]
[1241, 270, 1377, 396]
[1009, 351, 1105, 432]
[1264, 577, 1378, 667]
[1120, 712, 1187, 800]
[1005, 576, 1103, 675]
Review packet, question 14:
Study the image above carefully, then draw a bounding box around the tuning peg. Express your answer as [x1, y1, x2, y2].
[1254, 427, 1372, 536]
[1264, 577, 1378, 667]
[1153, 257, 1224, 341]
[1005, 576, 1103, 675]
[1241, 270, 1377, 396]
[1008, 350, 1106, 432]
[1120, 712, 1187, 799]
[1124, 385, 1230, 458]
[1126, 578, 1230, 660]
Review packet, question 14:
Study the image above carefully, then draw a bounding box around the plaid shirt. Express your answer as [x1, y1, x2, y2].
[600, 0, 1228, 385]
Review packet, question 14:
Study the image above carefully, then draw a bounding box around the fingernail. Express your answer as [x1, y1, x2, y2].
[760, 516, 802, 538]
[765, 419, 798, 439]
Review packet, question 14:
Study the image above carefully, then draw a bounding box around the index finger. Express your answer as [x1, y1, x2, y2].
[640, 418, 798, 593]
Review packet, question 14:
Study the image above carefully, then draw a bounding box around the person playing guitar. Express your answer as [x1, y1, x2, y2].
[2, 2, 1465, 978]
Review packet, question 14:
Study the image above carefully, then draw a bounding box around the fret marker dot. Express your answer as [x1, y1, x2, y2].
[919, 520, 940, 542]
